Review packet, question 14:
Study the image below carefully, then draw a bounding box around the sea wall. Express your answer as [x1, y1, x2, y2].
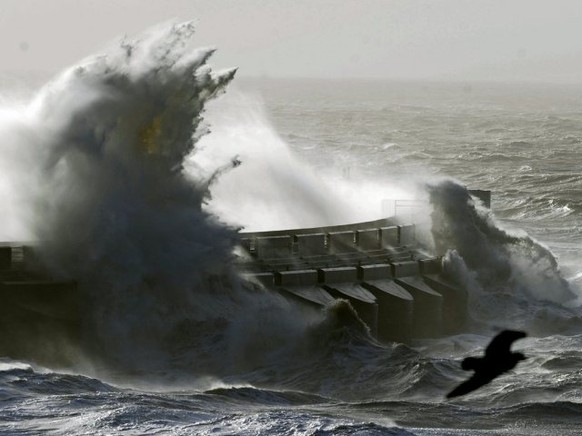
[239, 216, 467, 343]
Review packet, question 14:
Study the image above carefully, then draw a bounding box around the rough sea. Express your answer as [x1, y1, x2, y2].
[1, 24, 582, 435]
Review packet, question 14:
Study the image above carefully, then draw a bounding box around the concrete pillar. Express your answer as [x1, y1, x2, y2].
[277, 269, 318, 286]
[319, 266, 358, 283]
[362, 280, 414, 343]
[358, 264, 393, 281]
[391, 261, 420, 278]
[380, 226, 399, 247]
[423, 274, 468, 334]
[328, 231, 356, 253]
[256, 235, 292, 258]
[395, 277, 443, 338]
[277, 269, 335, 307]
[277, 286, 336, 307]
[356, 228, 380, 250]
[296, 233, 327, 256]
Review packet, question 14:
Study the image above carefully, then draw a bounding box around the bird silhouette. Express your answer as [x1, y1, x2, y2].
[446, 330, 527, 399]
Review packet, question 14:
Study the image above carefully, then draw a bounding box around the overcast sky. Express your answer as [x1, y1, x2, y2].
[1, 0, 582, 82]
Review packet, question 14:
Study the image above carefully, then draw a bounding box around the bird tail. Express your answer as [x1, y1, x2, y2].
[461, 356, 483, 371]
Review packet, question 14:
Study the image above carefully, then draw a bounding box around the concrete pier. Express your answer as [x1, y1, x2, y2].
[0, 197, 484, 365]
[237, 213, 470, 343]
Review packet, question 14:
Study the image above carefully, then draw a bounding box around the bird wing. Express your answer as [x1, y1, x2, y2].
[461, 356, 483, 371]
[446, 372, 497, 399]
[484, 330, 527, 358]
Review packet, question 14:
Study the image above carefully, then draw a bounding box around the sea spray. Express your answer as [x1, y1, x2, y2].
[0, 101, 44, 241]
[0, 23, 340, 378]
[428, 179, 582, 333]
[190, 90, 358, 231]
[192, 88, 422, 231]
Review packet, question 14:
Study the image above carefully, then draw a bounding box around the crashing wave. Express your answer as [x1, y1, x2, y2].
[429, 179, 574, 305]
[0, 22, 334, 377]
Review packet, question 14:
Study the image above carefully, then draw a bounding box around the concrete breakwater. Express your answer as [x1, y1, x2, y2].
[0, 190, 490, 362]
[238, 217, 468, 343]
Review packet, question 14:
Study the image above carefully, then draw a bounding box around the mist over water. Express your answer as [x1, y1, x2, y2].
[1, 22, 582, 435]
[192, 88, 417, 231]
[190, 91, 350, 231]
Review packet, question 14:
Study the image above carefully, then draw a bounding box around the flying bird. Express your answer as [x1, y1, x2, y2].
[446, 330, 527, 399]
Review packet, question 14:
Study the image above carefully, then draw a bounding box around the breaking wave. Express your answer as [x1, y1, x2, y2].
[0, 23, 365, 381]
[428, 179, 582, 335]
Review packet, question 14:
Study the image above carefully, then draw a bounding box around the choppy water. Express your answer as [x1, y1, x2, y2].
[2, 25, 582, 435]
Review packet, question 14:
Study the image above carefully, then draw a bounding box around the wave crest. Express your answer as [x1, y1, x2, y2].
[429, 179, 575, 306]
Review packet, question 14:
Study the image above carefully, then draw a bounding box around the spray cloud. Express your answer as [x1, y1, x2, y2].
[429, 179, 576, 307]
[0, 22, 281, 374]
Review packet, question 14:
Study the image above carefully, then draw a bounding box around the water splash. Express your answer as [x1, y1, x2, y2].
[189, 90, 351, 231]
[0, 23, 324, 378]
[25, 23, 237, 286]
[427, 179, 582, 336]
[429, 179, 575, 304]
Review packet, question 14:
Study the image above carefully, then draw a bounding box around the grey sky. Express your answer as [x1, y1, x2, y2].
[1, 0, 582, 82]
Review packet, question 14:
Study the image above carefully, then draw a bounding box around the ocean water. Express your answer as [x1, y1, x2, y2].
[1, 24, 582, 435]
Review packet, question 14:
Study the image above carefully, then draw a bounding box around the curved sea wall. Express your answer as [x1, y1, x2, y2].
[0, 200, 482, 366]
[238, 214, 469, 343]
